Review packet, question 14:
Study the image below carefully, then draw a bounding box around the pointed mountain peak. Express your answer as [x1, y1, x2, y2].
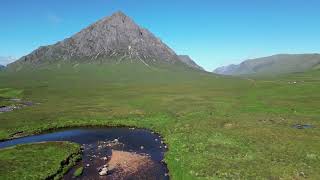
[93, 11, 134, 28]
[11, 11, 204, 70]
[105, 11, 131, 23]
[111, 11, 128, 18]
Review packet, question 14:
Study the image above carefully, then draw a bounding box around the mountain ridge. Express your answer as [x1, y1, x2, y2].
[178, 55, 204, 70]
[213, 53, 320, 75]
[9, 11, 201, 71]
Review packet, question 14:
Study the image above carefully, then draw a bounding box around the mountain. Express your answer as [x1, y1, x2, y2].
[213, 64, 238, 75]
[0, 65, 5, 70]
[213, 54, 320, 76]
[178, 55, 204, 70]
[10, 11, 196, 70]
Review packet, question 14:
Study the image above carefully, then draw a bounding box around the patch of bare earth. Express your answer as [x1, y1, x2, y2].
[106, 150, 156, 179]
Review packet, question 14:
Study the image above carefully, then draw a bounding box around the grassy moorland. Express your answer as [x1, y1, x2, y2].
[0, 141, 81, 180]
[0, 63, 319, 179]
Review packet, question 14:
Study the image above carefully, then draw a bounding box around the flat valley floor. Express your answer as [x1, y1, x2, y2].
[0, 64, 319, 179]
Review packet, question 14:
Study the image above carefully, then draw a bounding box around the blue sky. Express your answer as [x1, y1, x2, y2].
[1, 0, 320, 70]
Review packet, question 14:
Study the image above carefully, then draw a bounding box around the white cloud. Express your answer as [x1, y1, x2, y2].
[0, 56, 16, 66]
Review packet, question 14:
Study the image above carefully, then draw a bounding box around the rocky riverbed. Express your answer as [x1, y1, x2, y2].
[0, 128, 169, 179]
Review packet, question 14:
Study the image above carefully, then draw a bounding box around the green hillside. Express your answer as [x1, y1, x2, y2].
[214, 54, 320, 76]
[0, 64, 320, 179]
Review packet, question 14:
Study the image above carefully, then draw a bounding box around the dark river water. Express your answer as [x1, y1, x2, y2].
[0, 127, 169, 180]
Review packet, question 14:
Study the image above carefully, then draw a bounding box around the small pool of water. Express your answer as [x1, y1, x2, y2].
[0, 127, 169, 179]
[292, 124, 314, 129]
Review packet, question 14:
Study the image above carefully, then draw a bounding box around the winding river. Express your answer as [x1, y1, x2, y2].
[0, 127, 169, 179]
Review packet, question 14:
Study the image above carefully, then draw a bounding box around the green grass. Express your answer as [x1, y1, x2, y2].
[73, 167, 84, 177]
[0, 141, 81, 180]
[0, 88, 23, 106]
[0, 88, 23, 99]
[0, 63, 319, 179]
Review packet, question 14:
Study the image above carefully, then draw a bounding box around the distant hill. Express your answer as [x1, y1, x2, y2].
[0, 65, 5, 70]
[9, 11, 202, 71]
[178, 55, 204, 71]
[213, 54, 320, 75]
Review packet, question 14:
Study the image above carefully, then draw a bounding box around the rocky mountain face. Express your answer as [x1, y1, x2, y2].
[213, 54, 320, 75]
[178, 55, 204, 70]
[10, 11, 201, 69]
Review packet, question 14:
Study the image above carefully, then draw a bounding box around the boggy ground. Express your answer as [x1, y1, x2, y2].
[0, 63, 320, 179]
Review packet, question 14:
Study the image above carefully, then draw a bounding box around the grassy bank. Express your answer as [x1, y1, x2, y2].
[0, 64, 319, 179]
[0, 141, 81, 180]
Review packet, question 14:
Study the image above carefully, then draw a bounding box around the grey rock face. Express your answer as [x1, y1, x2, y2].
[12, 11, 181, 66]
[178, 55, 204, 70]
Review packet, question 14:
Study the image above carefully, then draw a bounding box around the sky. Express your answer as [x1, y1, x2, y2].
[1, 0, 320, 70]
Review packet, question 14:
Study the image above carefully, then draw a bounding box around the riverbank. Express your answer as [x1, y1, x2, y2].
[0, 127, 169, 179]
[0, 141, 81, 180]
